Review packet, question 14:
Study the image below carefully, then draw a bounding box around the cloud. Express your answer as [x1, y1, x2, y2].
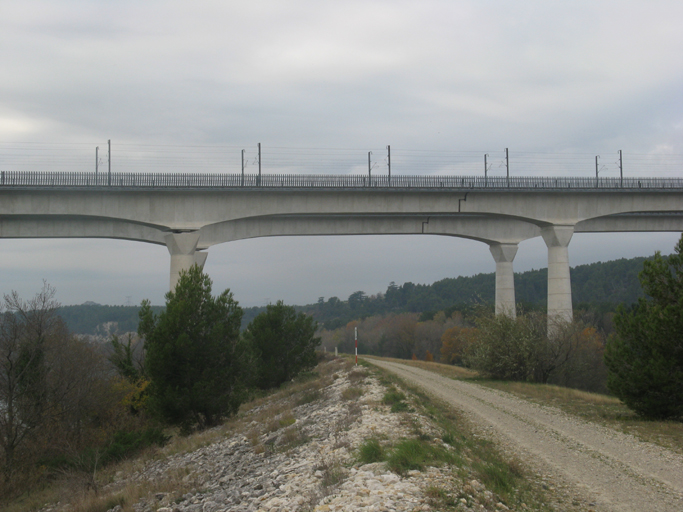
[0, 0, 682, 305]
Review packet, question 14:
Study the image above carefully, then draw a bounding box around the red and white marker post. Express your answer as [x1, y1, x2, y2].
[354, 326, 358, 366]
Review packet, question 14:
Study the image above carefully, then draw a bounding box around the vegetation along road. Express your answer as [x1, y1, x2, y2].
[367, 359, 683, 512]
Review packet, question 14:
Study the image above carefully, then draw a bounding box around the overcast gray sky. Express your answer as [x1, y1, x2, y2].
[1, 1, 682, 307]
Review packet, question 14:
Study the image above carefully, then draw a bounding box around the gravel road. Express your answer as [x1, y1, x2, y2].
[367, 359, 683, 512]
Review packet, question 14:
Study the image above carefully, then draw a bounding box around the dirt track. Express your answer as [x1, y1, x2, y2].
[367, 359, 683, 512]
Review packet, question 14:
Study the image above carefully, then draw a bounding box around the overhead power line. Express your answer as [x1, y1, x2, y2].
[0, 142, 681, 177]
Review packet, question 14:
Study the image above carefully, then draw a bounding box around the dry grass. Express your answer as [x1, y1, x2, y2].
[6, 466, 197, 512]
[368, 366, 559, 511]
[3, 356, 346, 512]
[75, 466, 195, 512]
[160, 420, 240, 458]
[347, 368, 368, 384]
[277, 427, 309, 452]
[245, 428, 260, 447]
[1, 443, 174, 512]
[481, 380, 619, 406]
[260, 408, 295, 434]
[478, 379, 683, 454]
[365, 355, 683, 454]
[296, 388, 323, 405]
[341, 386, 364, 400]
[362, 355, 478, 379]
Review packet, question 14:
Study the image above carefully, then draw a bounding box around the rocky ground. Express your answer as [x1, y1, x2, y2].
[75, 356, 519, 512]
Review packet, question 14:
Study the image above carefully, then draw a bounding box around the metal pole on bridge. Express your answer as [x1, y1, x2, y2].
[257, 143, 261, 186]
[484, 153, 489, 187]
[368, 151, 372, 186]
[505, 148, 509, 187]
[619, 150, 623, 187]
[95, 146, 99, 178]
[107, 139, 111, 186]
[387, 145, 391, 183]
[241, 149, 245, 187]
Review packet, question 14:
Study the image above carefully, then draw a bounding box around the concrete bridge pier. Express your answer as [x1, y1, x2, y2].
[488, 242, 518, 318]
[165, 231, 206, 290]
[541, 225, 574, 329]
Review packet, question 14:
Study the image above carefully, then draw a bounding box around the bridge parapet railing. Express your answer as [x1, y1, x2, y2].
[1, 171, 682, 190]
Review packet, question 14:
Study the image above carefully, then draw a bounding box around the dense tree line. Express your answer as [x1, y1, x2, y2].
[1, 268, 320, 501]
[56, 256, 650, 336]
[318, 307, 609, 393]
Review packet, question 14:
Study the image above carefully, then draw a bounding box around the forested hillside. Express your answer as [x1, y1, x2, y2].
[306, 256, 650, 329]
[59, 255, 650, 334]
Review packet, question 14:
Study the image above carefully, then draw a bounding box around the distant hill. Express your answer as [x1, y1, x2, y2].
[304, 256, 652, 329]
[58, 304, 164, 336]
[58, 302, 268, 336]
[58, 255, 652, 335]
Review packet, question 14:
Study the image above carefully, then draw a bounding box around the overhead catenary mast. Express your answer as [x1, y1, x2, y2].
[107, 139, 111, 186]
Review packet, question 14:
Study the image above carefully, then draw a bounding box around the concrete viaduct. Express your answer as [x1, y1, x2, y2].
[1, 171, 682, 326]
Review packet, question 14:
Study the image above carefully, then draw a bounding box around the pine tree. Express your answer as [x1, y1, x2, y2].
[245, 300, 320, 390]
[139, 265, 251, 431]
[604, 236, 683, 419]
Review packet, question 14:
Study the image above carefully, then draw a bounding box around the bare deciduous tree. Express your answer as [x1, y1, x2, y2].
[0, 282, 63, 481]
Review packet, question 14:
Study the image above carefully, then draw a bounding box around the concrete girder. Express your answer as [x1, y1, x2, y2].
[196, 214, 541, 248]
[2, 189, 682, 231]
[457, 191, 683, 226]
[576, 213, 683, 233]
[0, 216, 167, 244]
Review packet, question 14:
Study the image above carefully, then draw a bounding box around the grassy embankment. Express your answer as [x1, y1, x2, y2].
[4, 356, 344, 512]
[368, 356, 683, 455]
[7, 353, 568, 512]
[358, 359, 560, 511]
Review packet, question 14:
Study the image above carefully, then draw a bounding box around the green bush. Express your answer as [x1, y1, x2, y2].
[245, 301, 321, 390]
[466, 311, 607, 389]
[605, 236, 683, 419]
[382, 389, 406, 405]
[473, 460, 520, 496]
[101, 427, 169, 463]
[465, 312, 547, 382]
[358, 438, 386, 464]
[387, 439, 456, 474]
[390, 401, 410, 413]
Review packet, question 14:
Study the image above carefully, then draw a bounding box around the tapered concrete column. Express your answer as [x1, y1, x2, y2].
[165, 231, 201, 291]
[541, 225, 574, 327]
[194, 250, 208, 269]
[489, 243, 518, 318]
